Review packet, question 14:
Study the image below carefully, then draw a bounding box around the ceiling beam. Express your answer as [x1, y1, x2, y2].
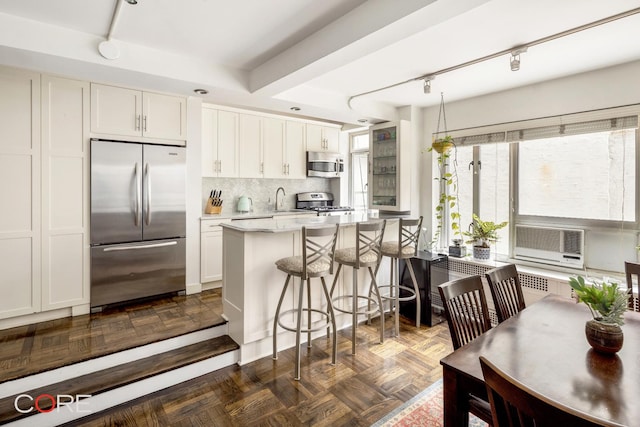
[248, 0, 492, 97]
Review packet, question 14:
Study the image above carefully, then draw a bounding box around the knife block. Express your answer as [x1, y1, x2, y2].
[205, 197, 222, 214]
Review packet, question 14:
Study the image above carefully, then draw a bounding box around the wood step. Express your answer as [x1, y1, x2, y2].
[0, 335, 239, 425]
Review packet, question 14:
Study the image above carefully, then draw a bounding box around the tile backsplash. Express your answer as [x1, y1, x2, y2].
[202, 178, 333, 214]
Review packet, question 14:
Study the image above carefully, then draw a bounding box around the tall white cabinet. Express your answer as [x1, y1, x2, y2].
[0, 67, 91, 322]
[0, 67, 41, 319]
[41, 75, 90, 311]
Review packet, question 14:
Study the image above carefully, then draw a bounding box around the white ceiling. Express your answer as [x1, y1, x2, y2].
[0, 0, 639, 125]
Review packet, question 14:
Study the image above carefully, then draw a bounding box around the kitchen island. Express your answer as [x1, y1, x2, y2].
[221, 212, 403, 364]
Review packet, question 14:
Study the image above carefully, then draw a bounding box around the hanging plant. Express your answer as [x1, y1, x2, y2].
[429, 93, 461, 249]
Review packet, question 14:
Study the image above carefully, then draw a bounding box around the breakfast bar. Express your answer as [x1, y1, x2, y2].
[221, 213, 400, 364]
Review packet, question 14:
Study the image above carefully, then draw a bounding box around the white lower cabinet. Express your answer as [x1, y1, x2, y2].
[201, 219, 231, 285]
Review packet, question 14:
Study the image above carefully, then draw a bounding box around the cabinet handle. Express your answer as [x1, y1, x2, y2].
[143, 115, 147, 132]
[282, 164, 286, 174]
[136, 115, 141, 131]
[260, 162, 264, 173]
[217, 160, 221, 173]
[287, 164, 290, 175]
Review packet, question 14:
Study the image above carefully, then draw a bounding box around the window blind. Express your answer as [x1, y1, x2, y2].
[450, 132, 506, 146]
[506, 115, 638, 142]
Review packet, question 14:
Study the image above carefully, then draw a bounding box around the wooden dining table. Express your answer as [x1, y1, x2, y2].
[440, 294, 640, 427]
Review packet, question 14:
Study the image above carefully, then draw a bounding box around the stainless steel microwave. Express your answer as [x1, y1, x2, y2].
[307, 151, 344, 178]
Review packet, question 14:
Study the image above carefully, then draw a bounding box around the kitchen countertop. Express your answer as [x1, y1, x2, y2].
[201, 209, 315, 221]
[220, 211, 409, 233]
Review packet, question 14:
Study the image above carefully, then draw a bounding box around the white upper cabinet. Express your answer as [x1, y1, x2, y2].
[306, 123, 340, 152]
[285, 121, 307, 179]
[238, 114, 263, 178]
[263, 117, 286, 178]
[90, 83, 186, 143]
[202, 107, 239, 177]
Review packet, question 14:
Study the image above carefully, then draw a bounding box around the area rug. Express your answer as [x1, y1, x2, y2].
[372, 379, 489, 427]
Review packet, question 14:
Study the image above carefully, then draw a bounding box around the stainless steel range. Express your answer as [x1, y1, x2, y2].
[296, 192, 354, 216]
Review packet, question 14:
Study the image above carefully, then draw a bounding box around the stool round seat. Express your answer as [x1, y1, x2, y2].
[380, 242, 416, 258]
[276, 256, 331, 276]
[272, 224, 339, 381]
[334, 247, 380, 266]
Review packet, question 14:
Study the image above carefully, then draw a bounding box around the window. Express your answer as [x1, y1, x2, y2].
[433, 107, 639, 266]
[517, 130, 635, 222]
[350, 131, 369, 210]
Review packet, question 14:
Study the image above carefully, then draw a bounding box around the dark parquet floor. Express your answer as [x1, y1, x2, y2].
[1, 289, 453, 426]
[0, 289, 226, 382]
[73, 315, 453, 426]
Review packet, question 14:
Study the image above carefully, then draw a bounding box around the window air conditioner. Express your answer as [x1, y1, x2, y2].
[514, 225, 584, 268]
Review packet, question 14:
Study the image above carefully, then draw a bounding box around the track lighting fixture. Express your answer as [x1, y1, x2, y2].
[346, 7, 640, 105]
[423, 76, 434, 94]
[510, 48, 527, 71]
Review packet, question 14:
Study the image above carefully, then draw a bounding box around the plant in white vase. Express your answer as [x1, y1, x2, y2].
[462, 214, 507, 260]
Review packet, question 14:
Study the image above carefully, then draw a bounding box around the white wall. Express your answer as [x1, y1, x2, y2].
[186, 97, 203, 294]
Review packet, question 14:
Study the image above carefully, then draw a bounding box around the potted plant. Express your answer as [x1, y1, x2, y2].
[431, 135, 454, 154]
[568, 276, 629, 354]
[462, 214, 508, 260]
[429, 137, 461, 249]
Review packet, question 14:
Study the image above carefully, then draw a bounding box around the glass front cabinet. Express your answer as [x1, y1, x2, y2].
[369, 120, 411, 211]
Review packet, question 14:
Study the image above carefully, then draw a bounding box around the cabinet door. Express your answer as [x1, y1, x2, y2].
[0, 67, 41, 319]
[305, 123, 323, 151]
[201, 228, 223, 283]
[263, 117, 285, 178]
[41, 75, 90, 310]
[142, 92, 186, 140]
[238, 114, 263, 178]
[90, 83, 141, 137]
[323, 126, 340, 152]
[201, 107, 218, 177]
[217, 110, 239, 177]
[285, 121, 307, 179]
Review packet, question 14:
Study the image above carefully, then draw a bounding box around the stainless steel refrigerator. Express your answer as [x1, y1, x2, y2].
[90, 139, 186, 309]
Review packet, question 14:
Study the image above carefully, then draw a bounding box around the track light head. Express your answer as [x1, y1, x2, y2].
[510, 47, 527, 72]
[423, 76, 435, 94]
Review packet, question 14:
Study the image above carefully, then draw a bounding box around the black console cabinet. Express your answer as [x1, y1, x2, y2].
[398, 251, 449, 327]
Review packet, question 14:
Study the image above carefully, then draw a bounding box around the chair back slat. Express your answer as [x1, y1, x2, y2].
[439, 275, 491, 349]
[355, 220, 386, 269]
[485, 264, 526, 323]
[302, 225, 339, 278]
[397, 217, 422, 257]
[480, 356, 624, 427]
[624, 261, 639, 311]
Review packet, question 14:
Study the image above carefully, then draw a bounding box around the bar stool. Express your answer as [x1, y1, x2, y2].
[376, 217, 423, 337]
[329, 220, 386, 355]
[272, 224, 339, 381]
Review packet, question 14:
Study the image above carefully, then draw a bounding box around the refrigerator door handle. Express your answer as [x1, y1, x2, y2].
[145, 162, 151, 225]
[134, 162, 141, 227]
[103, 241, 178, 252]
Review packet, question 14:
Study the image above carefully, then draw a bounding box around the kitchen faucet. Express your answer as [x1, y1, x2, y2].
[275, 187, 286, 211]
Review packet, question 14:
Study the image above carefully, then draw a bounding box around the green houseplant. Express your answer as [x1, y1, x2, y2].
[569, 276, 629, 354]
[462, 214, 507, 260]
[429, 136, 461, 249]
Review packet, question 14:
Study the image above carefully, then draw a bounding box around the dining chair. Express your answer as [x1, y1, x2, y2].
[272, 224, 340, 381]
[480, 356, 624, 427]
[485, 264, 526, 323]
[438, 275, 493, 425]
[624, 261, 639, 312]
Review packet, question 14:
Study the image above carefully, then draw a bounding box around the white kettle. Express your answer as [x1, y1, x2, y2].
[237, 196, 252, 213]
